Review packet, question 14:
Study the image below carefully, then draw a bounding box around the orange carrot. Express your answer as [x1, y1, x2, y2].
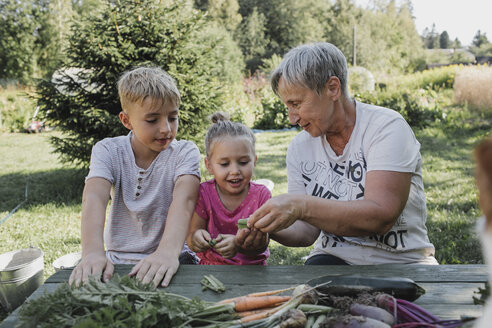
[233, 295, 291, 312]
[245, 286, 296, 297]
[237, 307, 278, 318]
[239, 303, 285, 323]
[218, 287, 293, 305]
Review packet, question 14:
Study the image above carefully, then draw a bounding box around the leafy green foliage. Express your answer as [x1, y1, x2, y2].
[0, 0, 72, 84]
[348, 66, 375, 93]
[355, 89, 443, 128]
[37, 0, 224, 166]
[253, 88, 291, 130]
[18, 274, 235, 327]
[0, 0, 38, 84]
[0, 88, 36, 132]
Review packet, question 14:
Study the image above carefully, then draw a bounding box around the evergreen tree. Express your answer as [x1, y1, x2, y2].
[439, 31, 450, 49]
[37, 0, 223, 166]
[452, 37, 462, 49]
[473, 30, 489, 48]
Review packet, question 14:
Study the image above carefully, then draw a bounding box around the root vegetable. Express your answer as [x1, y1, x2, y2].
[349, 303, 394, 326]
[220, 295, 291, 312]
[279, 308, 307, 328]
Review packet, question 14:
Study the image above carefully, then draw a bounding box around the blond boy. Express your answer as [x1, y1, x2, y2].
[69, 67, 200, 287]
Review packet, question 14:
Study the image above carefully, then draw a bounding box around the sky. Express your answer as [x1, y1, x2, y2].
[354, 0, 492, 47]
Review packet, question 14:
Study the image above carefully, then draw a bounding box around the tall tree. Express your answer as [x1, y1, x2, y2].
[422, 23, 439, 49]
[35, 0, 74, 79]
[473, 30, 489, 48]
[235, 6, 268, 71]
[238, 0, 328, 70]
[36, 0, 225, 166]
[0, 0, 38, 84]
[439, 31, 450, 49]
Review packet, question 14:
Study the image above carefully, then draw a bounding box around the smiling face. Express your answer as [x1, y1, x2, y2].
[119, 97, 178, 160]
[205, 136, 257, 199]
[277, 77, 341, 139]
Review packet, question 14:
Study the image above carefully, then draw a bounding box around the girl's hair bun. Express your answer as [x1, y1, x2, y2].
[209, 111, 230, 124]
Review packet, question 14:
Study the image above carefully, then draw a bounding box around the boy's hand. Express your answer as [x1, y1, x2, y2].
[69, 251, 114, 286]
[129, 251, 179, 288]
[190, 229, 213, 253]
[214, 234, 237, 259]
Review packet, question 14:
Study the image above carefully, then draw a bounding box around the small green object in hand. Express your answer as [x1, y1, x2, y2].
[237, 218, 249, 229]
[201, 274, 226, 293]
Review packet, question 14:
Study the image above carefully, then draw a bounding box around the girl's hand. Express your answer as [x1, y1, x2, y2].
[214, 234, 237, 259]
[190, 229, 213, 253]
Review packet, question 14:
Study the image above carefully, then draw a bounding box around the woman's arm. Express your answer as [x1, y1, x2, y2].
[69, 177, 112, 286]
[249, 170, 411, 237]
[130, 174, 200, 287]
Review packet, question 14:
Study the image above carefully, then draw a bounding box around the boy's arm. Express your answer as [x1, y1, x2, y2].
[69, 177, 112, 286]
[130, 174, 200, 287]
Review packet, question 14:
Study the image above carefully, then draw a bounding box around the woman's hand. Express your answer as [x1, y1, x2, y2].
[129, 250, 179, 288]
[189, 229, 212, 253]
[213, 234, 237, 259]
[68, 251, 114, 286]
[248, 194, 305, 233]
[235, 228, 269, 254]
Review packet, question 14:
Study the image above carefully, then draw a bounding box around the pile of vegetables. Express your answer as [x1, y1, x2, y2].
[17, 274, 475, 328]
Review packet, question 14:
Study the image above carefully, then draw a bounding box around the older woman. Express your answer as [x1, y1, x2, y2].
[244, 42, 437, 265]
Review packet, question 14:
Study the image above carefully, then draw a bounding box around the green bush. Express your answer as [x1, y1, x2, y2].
[348, 66, 375, 93]
[36, 0, 231, 166]
[0, 88, 35, 132]
[253, 88, 291, 130]
[355, 88, 443, 128]
[397, 65, 457, 90]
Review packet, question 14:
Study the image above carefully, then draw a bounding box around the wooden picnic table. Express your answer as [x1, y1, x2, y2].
[0, 264, 488, 327]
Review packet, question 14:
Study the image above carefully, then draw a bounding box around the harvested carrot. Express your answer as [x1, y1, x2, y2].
[233, 295, 291, 312]
[245, 286, 296, 297]
[239, 303, 286, 323]
[237, 306, 278, 317]
[218, 287, 294, 304]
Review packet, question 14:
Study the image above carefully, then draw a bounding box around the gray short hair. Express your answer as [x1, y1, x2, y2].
[271, 42, 348, 97]
[117, 66, 180, 112]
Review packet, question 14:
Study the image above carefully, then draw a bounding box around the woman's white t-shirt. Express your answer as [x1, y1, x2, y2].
[286, 101, 438, 265]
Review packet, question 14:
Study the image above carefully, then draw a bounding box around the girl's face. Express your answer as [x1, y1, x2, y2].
[119, 97, 178, 159]
[205, 136, 257, 198]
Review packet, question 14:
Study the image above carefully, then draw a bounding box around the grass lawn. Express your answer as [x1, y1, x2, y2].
[0, 110, 489, 288]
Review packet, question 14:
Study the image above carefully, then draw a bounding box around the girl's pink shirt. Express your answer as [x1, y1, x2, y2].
[194, 179, 272, 265]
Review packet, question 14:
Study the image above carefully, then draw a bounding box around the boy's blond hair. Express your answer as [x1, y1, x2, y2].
[117, 67, 180, 112]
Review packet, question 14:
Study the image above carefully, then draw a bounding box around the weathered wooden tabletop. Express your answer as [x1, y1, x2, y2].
[1, 264, 487, 327]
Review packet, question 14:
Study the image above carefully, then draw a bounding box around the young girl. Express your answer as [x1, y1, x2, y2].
[186, 112, 271, 265]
